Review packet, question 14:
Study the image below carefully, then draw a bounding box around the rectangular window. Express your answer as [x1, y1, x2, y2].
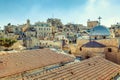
[108, 48, 112, 52]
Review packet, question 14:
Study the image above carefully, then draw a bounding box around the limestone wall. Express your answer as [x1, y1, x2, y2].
[69, 44, 77, 54]
[105, 47, 120, 65]
[117, 54, 120, 64]
[77, 38, 119, 48]
[83, 47, 104, 53]
[75, 47, 105, 58]
[104, 47, 118, 53]
[40, 40, 61, 48]
[96, 38, 119, 47]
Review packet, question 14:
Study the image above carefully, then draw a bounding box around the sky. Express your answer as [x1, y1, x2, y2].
[0, 0, 120, 29]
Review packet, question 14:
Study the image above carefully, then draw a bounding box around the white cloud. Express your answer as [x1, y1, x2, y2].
[80, 0, 120, 27]
[54, 0, 118, 27]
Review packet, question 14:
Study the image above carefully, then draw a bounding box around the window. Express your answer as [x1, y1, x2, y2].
[69, 51, 71, 54]
[80, 47, 82, 51]
[95, 36, 97, 40]
[108, 48, 112, 52]
[103, 36, 106, 39]
[85, 55, 90, 59]
[66, 40, 67, 42]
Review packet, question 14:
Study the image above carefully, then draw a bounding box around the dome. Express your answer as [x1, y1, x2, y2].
[90, 25, 110, 36]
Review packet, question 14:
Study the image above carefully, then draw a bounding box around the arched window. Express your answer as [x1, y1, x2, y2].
[80, 47, 82, 51]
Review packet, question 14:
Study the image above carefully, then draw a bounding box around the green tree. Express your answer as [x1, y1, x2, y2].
[0, 38, 16, 47]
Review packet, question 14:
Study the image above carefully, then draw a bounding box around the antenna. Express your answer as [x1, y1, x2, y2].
[98, 16, 102, 25]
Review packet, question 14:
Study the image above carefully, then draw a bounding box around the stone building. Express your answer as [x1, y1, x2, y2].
[4, 23, 17, 34]
[47, 18, 63, 30]
[104, 39, 120, 64]
[75, 39, 112, 59]
[39, 40, 62, 48]
[110, 23, 120, 37]
[23, 37, 40, 49]
[89, 25, 110, 40]
[33, 22, 52, 39]
[70, 24, 118, 59]
[87, 20, 99, 28]
[65, 23, 86, 33]
[21, 19, 30, 32]
[4, 23, 18, 38]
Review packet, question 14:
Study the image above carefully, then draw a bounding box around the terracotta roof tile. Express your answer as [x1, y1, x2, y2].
[0, 48, 74, 78]
[31, 56, 120, 80]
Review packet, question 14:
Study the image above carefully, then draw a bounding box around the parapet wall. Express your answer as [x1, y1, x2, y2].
[77, 38, 119, 47]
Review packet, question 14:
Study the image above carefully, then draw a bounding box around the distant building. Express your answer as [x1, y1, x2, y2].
[47, 18, 63, 28]
[4, 23, 16, 34]
[22, 19, 30, 32]
[39, 40, 61, 48]
[87, 20, 98, 28]
[71, 24, 112, 58]
[104, 37, 120, 65]
[110, 23, 120, 37]
[33, 22, 52, 39]
[89, 25, 110, 40]
[64, 23, 86, 33]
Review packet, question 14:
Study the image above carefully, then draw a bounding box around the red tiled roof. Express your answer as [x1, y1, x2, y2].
[0, 49, 74, 78]
[29, 56, 120, 80]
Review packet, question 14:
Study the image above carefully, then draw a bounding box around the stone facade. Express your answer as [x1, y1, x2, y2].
[34, 22, 52, 39]
[39, 40, 61, 48]
[104, 47, 120, 64]
[87, 20, 98, 28]
[71, 38, 120, 59]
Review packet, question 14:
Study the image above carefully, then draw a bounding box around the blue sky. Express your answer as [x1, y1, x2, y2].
[0, 0, 120, 28]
